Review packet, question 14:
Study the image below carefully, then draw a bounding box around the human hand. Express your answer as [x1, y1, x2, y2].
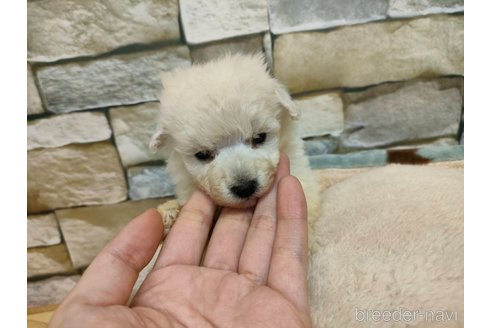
[49, 154, 311, 328]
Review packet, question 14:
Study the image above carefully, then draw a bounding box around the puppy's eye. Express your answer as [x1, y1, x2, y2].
[252, 133, 267, 146]
[195, 150, 214, 161]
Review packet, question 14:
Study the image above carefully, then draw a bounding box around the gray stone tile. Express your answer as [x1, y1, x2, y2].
[263, 33, 273, 71]
[304, 136, 338, 156]
[388, 0, 463, 18]
[27, 213, 61, 248]
[28, 275, 80, 308]
[274, 15, 463, 93]
[309, 149, 387, 169]
[339, 79, 463, 151]
[268, 0, 388, 34]
[128, 166, 176, 200]
[27, 111, 111, 151]
[36, 46, 190, 113]
[180, 0, 269, 44]
[28, 0, 180, 62]
[27, 142, 127, 213]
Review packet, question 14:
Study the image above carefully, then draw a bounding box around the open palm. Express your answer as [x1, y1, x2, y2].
[49, 155, 311, 328]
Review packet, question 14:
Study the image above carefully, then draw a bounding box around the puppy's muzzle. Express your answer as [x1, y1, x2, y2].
[230, 179, 258, 199]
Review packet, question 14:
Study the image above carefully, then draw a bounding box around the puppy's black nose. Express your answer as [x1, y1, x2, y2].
[230, 179, 258, 199]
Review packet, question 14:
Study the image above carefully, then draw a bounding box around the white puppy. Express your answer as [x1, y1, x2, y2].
[147, 54, 464, 327]
[150, 53, 320, 249]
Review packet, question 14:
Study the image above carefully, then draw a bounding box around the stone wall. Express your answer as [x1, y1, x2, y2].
[27, 0, 464, 308]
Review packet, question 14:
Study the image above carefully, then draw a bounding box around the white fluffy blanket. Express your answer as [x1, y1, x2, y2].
[309, 164, 463, 328]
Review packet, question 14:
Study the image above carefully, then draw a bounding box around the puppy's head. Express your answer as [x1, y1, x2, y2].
[150, 53, 298, 208]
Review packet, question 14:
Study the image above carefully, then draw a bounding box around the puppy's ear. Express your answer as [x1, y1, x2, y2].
[273, 80, 300, 120]
[149, 128, 167, 153]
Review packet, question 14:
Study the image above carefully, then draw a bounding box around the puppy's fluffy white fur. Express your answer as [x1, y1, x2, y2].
[150, 53, 320, 247]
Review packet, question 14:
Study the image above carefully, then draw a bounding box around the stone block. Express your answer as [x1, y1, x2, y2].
[310, 149, 387, 169]
[28, 111, 111, 151]
[339, 79, 463, 151]
[28, 0, 180, 62]
[304, 136, 338, 156]
[274, 15, 463, 93]
[56, 198, 169, 268]
[27, 213, 61, 248]
[268, 0, 388, 34]
[28, 64, 44, 115]
[295, 92, 344, 138]
[127, 165, 176, 200]
[190, 34, 264, 64]
[110, 102, 164, 167]
[27, 142, 127, 213]
[263, 33, 273, 70]
[388, 0, 464, 18]
[28, 275, 80, 308]
[180, 0, 269, 44]
[36, 46, 191, 113]
[28, 244, 75, 278]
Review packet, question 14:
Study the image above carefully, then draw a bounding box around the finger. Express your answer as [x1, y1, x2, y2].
[63, 209, 164, 306]
[238, 154, 290, 284]
[154, 190, 216, 268]
[202, 207, 253, 271]
[267, 176, 309, 314]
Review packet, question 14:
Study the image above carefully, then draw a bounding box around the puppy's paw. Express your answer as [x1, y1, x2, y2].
[157, 199, 181, 236]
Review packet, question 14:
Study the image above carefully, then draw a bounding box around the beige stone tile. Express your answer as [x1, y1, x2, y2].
[28, 0, 180, 62]
[27, 142, 127, 213]
[28, 213, 61, 248]
[27, 111, 111, 151]
[295, 92, 343, 138]
[28, 244, 75, 278]
[274, 15, 463, 93]
[28, 64, 43, 115]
